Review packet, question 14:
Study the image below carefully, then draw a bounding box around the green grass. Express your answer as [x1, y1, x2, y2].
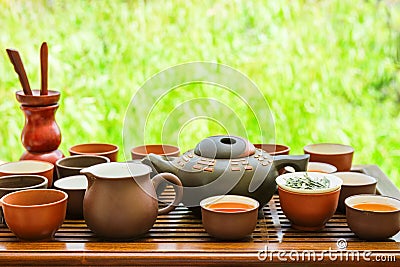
[1, 0, 400, 187]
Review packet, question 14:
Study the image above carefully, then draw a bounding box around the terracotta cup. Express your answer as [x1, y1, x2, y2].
[131, 144, 180, 160]
[54, 175, 87, 219]
[345, 194, 400, 240]
[303, 143, 354, 172]
[69, 143, 119, 162]
[0, 175, 48, 223]
[335, 172, 377, 213]
[253, 144, 290, 156]
[200, 195, 259, 240]
[56, 155, 110, 179]
[0, 189, 67, 241]
[0, 160, 54, 188]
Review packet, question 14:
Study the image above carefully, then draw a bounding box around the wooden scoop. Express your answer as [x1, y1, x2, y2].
[6, 49, 32, 95]
[40, 42, 48, 95]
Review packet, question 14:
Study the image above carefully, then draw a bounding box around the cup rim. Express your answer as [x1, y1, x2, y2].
[278, 186, 341, 196]
[0, 160, 54, 174]
[0, 175, 48, 191]
[69, 143, 119, 155]
[56, 155, 110, 170]
[334, 172, 377, 187]
[276, 172, 343, 194]
[253, 143, 290, 155]
[131, 144, 180, 157]
[54, 175, 88, 190]
[0, 189, 68, 208]
[200, 195, 259, 213]
[304, 143, 354, 155]
[344, 194, 400, 213]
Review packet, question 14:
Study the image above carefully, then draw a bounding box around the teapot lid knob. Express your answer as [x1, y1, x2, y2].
[194, 135, 255, 159]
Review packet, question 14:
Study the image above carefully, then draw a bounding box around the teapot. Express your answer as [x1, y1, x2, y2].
[142, 135, 309, 210]
[80, 162, 183, 239]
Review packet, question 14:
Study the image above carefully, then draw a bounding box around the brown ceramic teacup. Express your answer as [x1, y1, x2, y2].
[0, 160, 54, 188]
[56, 155, 110, 179]
[0, 189, 67, 241]
[200, 195, 259, 240]
[54, 175, 87, 219]
[253, 144, 290, 156]
[303, 143, 354, 172]
[131, 144, 180, 160]
[345, 194, 400, 240]
[334, 172, 377, 213]
[69, 143, 119, 162]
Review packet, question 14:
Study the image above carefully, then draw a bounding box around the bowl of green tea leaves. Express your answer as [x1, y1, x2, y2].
[276, 172, 343, 194]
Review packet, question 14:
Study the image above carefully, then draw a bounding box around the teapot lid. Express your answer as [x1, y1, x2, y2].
[193, 135, 256, 159]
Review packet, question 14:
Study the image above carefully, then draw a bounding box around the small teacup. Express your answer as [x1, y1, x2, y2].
[56, 155, 110, 179]
[0, 189, 67, 241]
[0, 175, 48, 223]
[131, 144, 180, 160]
[69, 143, 119, 162]
[334, 172, 377, 213]
[54, 175, 87, 219]
[0, 160, 54, 188]
[200, 195, 259, 240]
[304, 143, 354, 171]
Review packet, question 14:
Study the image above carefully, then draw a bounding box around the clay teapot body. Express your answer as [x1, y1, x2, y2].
[80, 162, 183, 239]
[143, 135, 309, 209]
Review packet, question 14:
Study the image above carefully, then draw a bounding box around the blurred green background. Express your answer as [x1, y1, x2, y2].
[1, 0, 399, 187]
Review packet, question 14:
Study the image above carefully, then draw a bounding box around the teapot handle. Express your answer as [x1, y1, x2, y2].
[152, 172, 183, 215]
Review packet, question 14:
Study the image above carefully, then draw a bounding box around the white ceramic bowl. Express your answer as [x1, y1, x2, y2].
[276, 172, 342, 194]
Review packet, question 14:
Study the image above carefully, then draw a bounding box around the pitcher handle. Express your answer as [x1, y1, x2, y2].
[152, 172, 183, 215]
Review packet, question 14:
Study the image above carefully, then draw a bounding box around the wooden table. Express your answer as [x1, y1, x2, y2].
[0, 165, 399, 266]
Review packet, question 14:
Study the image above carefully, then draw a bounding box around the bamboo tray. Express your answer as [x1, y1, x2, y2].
[0, 165, 399, 266]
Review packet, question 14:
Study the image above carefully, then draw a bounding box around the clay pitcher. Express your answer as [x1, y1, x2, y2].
[81, 162, 183, 239]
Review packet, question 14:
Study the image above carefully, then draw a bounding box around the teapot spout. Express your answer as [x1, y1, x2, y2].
[141, 153, 179, 175]
[273, 154, 310, 172]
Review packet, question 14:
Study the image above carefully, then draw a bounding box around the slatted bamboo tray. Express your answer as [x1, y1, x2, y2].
[0, 165, 399, 266]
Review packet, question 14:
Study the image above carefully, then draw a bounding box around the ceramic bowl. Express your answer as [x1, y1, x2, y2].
[345, 194, 400, 240]
[131, 144, 180, 160]
[278, 186, 341, 231]
[69, 143, 119, 162]
[304, 143, 354, 171]
[0, 160, 54, 188]
[54, 175, 87, 219]
[56, 155, 110, 179]
[253, 144, 290, 156]
[0, 189, 67, 240]
[334, 172, 377, 213]
[200, 195, 259, 240]
[276, 172, 343, 194]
